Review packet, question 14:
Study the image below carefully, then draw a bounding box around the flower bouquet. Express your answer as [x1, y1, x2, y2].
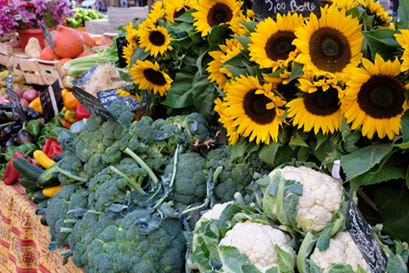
[0, 0, 73, 47]
[120, 0, 409, 244]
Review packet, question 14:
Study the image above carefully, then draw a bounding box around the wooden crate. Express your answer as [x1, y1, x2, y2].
[12, 55, 64, 86]
[0, 43, 23, 68]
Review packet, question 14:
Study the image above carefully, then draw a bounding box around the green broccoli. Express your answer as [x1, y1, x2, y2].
[205, 144, 269, 203]
[106, 99, 135, 128]
[82, 209, 186, 273]
[163, 152, 207, 205]
[44, 184, 89, 248]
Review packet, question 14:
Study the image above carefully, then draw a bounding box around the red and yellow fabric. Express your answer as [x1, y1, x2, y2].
[0, 183, 83, 273]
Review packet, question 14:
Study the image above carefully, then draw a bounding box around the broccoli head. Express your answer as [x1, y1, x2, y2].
[82, 208, 186, 273]
[163, 152, 207, 205]
[205, 145, 268, 203]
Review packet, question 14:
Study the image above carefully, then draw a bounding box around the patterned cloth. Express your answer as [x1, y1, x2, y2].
[0, 183, 83, 273]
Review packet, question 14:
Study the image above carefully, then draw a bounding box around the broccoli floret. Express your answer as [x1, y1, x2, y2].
[163, 152, 207, 205]
[57, 150, 87, 184]
[100, 121, 125, 146]
[205, 145, 268, 203]
[106, 99, 135, 127]
[83, 153, 105, 176]
[82, 209, 186, 273]
[44, 184, 89, 248]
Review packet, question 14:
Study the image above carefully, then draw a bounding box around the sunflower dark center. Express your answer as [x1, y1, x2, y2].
[207, 3, 233, 27]
[304, 87, 340, 116]
[243, 89, 276, 124]
[309, 27, 351, 73]
[265, 31, 296, 61]
[149, 30, 166, 46]
[358, 75, 404, 118]
[143, 68, 167, 86]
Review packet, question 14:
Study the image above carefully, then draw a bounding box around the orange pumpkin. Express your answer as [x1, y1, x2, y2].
[78, 30, 96, 48]
[53, 25, 85, 59]
[76, 48, 93, 58]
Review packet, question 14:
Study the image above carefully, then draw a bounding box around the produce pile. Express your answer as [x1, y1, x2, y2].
[2, 0, 409, 271]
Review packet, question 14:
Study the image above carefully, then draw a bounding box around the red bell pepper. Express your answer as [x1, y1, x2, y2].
[3, 151, 25, 185]
[42, 138, 63, 159]
[75, 103, 91, 121]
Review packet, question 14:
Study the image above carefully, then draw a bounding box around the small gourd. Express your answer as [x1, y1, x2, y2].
[24, 37, 42, 59]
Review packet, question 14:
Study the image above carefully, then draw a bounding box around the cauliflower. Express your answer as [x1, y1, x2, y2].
[219, 221, 296, 273]
[262, 165, 345, 234]
[188, 202, 297, 273]
[309, 231, 370, 272]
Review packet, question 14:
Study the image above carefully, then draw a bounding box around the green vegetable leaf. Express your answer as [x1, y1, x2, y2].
[276, 245, 296, 273]
[375, 186, 409, 243]
[397, 0, 409, 29]
[340, 143, 393, 181]
[349, 165, 406, 191]
[162, 71, 195, 108]
[219, 246, 260, 273]
[362, 29, 400, 60]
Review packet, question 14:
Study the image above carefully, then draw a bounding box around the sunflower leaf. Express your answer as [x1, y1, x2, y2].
[375, 186, 409, 243]
[401, 110, 409, 143]
[162, 71, 195, 108]
[340, 143, 394, 182]
[349, 165, 406, 191]
[362, 29, 400, 61]
[397, 0, 409, 29]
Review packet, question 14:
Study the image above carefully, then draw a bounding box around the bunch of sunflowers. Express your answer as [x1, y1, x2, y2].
[120, 0, 409, 241]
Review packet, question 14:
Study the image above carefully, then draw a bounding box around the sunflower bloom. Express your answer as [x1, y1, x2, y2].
[138, 25, 173, 57]
[214, 98, 240, 144]
[218, 75, 285, 144]
[293, 5, 363, 80]
[287, 78, 343, 135]
[342, 54, 408, 140]
[163, 0, 192, 22]
[130, 60, 173, 96]
[249, 12, 304, 70]
[395, 29, 409, 72]
[358, 0, 393, 27]
[122, 42, 137, 68]
[192, 0, 242, 37]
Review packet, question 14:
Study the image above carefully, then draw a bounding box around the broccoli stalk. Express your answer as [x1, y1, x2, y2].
[123, 147, 159, 186]
[109, 165, 144, 194]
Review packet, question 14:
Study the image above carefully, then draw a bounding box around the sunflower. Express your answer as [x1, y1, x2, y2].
[192, 0, 242, 37]
[248, 12, 304, 70]
[341, 54, 408, 140]
[138, 25, 173, 57]
[207, 38, 243, 89]
[214, 98, 240, 144]
[286, 77, 343, 135]
[146, 0, 166, 23]
[218, 75, 285, 144]
[395, 29, 409, 72]
[124, 22, 139, 47]
[122, 42, 137, 68]
[358, 0, 393, 27]
[293, 5, 363, 80]
[163, 0, 192, 22]
[129, 60, 173, 96]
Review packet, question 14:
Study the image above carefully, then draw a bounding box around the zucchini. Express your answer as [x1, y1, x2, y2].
[20, 176, 42, 192]
[12, 157, 44, 181]
[27, 190, 49, 203]
[36, 164, 60, 187]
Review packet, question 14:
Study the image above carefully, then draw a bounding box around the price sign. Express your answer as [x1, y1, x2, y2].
[252, 0, 320, 19]
[72, 86, 118, 123]
[6, 72, 27, 121]
[97, 88, 144, 111]
[346, 199, 388, 273]
[39, 80, 63, 123]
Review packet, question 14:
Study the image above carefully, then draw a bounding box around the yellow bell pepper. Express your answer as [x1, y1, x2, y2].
[42, 185, 62, 198]
[28, 97, 43, 114]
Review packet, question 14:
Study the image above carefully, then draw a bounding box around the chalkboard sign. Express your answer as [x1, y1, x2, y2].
[97, 88, 144, 111]
[39, 80, 63, 123]
[6, 72, 27, 121]
[252, 0, 320, 19]
[346, 199, 388, 273]
[116, 36, 128, 68]
[72, 86, 118, 123]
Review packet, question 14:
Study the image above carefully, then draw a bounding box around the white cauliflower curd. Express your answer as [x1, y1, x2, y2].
[268, 165, 344, 233]
[309, 231, 371, 272]
[219, 221, 296, 273]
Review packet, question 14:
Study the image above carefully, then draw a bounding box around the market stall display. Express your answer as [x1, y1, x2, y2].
[1, 0, 409, 272]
